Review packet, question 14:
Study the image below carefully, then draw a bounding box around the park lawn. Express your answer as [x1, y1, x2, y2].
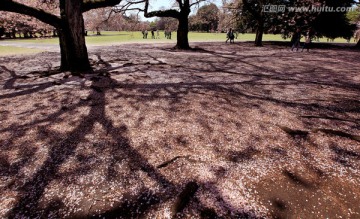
[0, 31, 355, 56]
[0, 46, 43, 56]
[85, 31, 353, 44]
[97, 31, 355, 43]
[0, 31, 355, 46]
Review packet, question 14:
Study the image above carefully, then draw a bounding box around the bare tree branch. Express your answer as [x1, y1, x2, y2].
[0, 0, 61, 28]
[111, 0, 145, 13]
[82, 0, 123, 12]
[144, 0, 180, 18]
[189, 0, 207, 7]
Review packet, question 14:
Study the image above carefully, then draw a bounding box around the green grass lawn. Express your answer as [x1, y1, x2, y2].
[0, 31, 356, 55]
[0, 46, 42, 56]
[2, 31, 355, 45]
[85, 31, 356, 44]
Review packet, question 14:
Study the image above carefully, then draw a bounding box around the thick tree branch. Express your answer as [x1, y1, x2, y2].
[144, 0, 180, 18]
[0, 0, 61, 28]
[82, 0, 122, 12]
[189, 0, 207, 7]
[112, 0, 145, 13]
[144, 9, 180, 18]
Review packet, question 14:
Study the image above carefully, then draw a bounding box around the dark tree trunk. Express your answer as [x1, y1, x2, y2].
[11, 28, 16, 39]
[255, 19, 264, 47]
[0, 28, 4, 39]
[58, 0, 90, 73]
[175, 15, 190, 50]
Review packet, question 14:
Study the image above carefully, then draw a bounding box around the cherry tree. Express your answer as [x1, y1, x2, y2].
[0, 1, 54, 39]
[83, 8, 143, 32]
[0, 0, 124, 73]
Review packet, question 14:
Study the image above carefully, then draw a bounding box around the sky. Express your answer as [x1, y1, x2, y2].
[137, 0, 223, 21]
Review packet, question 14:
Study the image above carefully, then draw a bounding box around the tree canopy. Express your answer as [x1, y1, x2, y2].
[233, 0, 357, 46]
[189, 3, 220, 32]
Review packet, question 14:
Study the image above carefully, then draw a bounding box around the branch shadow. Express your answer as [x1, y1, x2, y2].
[1, 42, 359, 218]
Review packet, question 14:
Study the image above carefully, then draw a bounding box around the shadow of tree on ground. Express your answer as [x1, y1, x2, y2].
[0, 42, 359, 218]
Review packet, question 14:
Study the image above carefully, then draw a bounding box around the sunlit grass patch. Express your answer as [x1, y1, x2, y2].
[0, 31, 355, 51]
[0, 46, 43, 56]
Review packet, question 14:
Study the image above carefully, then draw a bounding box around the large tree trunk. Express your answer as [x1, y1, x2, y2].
[175, 15, 190, 50]
[255, 19, 264, 47]
[58, 0, 90, 73]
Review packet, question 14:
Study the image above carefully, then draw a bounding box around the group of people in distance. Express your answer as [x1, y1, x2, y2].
[225, 27, 313, 52]
[141, 29, 172, 39]
[141, 27, 319, 51]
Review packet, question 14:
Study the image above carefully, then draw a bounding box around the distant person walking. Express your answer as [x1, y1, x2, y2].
[151, 30, 155, 39]
[156, 30, 160, 39]
[291, 28, 301, 51]
[302, 30, 312, 52]
[144, 30, 148, 39]
[165, 30, 172, 39]
[225, 28, 235, 43]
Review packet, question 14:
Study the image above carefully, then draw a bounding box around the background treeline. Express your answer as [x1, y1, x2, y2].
[1, 1, 359, 40]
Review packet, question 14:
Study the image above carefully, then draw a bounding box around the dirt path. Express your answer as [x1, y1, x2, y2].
[0, 41, 60, 52]
[0, 42, 359, 218]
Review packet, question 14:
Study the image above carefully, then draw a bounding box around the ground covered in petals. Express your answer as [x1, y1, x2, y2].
[0, 42, 359, 218]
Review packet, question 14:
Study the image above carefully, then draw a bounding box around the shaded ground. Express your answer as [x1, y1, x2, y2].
[0, 42, 359, 218]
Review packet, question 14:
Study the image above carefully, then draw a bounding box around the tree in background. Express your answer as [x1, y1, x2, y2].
[346, 6, 360, 24]
[144, 0, 206, 49]
[156, 17, 178, 31]
[241, 0, 269, 46]
[193, 3, 220, 32]
[83, 8, 142, 33]
[232, 0, 357, 46]
[229, 0, 281, 46]
[346, 5, 360, 47]
[0, 0, 124, 73]
[299, 0, 355, 41]
[0, 1, 56, 39]
[84, 8, 111, 35]
[149, 20, 157, 30]
[218, 0, 240, 32]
